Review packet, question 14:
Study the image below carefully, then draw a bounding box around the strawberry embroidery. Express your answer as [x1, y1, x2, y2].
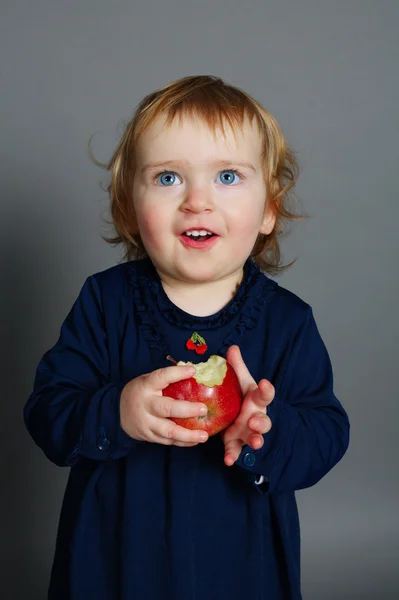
[186, 332, 208, 355]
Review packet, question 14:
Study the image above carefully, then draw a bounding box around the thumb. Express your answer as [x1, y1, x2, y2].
[226, 345, 256, 394]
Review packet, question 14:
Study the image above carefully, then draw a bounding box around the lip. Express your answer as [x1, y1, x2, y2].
[179, 234, 219, 250]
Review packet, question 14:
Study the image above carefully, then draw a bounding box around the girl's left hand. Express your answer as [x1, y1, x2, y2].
[222, 345, 275, 466]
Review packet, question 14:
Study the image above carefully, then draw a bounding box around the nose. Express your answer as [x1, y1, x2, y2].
[180, 187, 214, 214]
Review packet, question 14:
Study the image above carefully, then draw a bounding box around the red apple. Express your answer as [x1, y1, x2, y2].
[163, 355, 242, 436]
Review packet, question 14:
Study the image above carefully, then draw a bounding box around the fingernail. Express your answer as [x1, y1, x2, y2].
[199, 433, 208, 441]
[200, 405, 208, 415]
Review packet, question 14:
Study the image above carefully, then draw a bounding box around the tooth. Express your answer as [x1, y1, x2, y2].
[184, 230, 214, 237]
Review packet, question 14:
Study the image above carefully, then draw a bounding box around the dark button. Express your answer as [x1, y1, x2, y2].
[97, 437, 110, 451]
[243, 452, 256, 467]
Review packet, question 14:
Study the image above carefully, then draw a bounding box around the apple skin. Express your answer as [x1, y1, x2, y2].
[163, 360, 242, 436]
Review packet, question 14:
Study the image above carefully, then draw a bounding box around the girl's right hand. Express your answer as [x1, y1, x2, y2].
[120, 365, 209, 447]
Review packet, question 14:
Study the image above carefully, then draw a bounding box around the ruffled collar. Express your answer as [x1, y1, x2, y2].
[140, 258, 260, 329]
[127, 257, 276, 360]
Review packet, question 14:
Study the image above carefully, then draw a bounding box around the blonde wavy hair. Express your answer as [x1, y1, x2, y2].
[94, 75, 303, 274]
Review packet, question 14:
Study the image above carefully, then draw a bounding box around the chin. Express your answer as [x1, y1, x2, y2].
[151, 250, 246, 287]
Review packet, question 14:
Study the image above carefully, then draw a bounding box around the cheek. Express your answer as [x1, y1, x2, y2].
[225, 185, 266, 234]
[133, 182, 168, 235]
[136, 204, 169, 248]
[231, 204, 265, 238]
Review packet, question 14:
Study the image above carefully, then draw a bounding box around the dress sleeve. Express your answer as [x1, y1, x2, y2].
[24, 275, 137, 467]
[235, 307, 350, 494]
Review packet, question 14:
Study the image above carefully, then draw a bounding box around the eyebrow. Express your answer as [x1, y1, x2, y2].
[140, 159, 257, 174]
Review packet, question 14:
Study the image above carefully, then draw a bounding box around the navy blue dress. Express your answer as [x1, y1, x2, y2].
[24, 258, 350, 600]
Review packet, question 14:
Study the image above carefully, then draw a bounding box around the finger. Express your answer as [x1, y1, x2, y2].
[225, 345, 256, 392]
[173, 441, 199, 448]
[248, 413, 272, 435]
[221, 421, 242, 445]
[150, 365, 196, 392]
[224, 438, 243, 467]
[147, 432, 199, 447]
[251, 379, 275, 409]
[154, 398, 208, 419]
[247, 433, 264, 451]
[157, 420, 209, 444]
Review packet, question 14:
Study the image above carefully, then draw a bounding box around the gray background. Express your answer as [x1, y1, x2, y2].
[1, 0, 398, 598]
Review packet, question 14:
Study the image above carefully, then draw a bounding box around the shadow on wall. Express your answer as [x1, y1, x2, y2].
[1, 196, 71, 599]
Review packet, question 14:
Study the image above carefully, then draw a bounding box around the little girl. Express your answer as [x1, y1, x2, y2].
[24, 75, 350, 600]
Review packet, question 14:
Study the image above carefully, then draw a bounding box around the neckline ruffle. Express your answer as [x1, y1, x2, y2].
[127, 257, 277, 360]
[143, 258, 260, 329]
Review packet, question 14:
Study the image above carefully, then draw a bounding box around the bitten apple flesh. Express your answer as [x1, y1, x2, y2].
[163, 355, 242, 436]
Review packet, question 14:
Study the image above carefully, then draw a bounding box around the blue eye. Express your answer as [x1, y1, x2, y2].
[156, 172, 180, 186]
[218, 170, 241, 185]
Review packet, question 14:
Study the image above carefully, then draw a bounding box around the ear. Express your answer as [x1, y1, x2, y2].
[259, 206, 276, 236]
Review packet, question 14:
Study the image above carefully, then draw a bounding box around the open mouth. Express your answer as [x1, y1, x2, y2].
[180, 229, 219, 249]
[182, 229, 216, 242]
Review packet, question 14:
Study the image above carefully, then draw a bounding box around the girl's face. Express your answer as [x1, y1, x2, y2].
[132, 114, 275, 286]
